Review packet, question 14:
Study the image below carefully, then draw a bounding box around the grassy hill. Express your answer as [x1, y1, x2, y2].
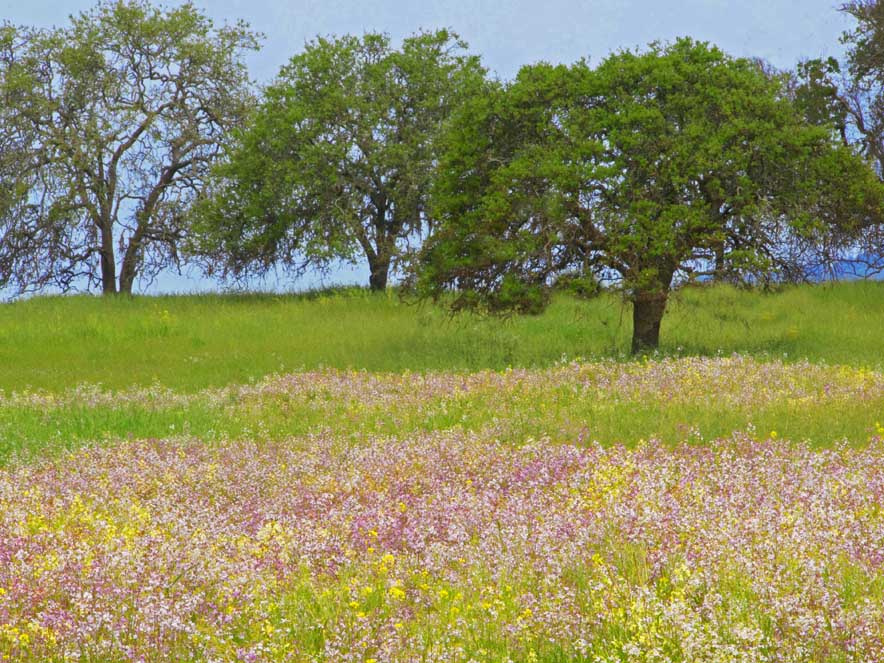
[0, 280, 881, 393]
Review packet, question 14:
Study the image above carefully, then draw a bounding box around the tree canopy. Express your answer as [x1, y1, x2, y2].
[190, 29, 487, 290]
[790, 0, 884, 277]
[0, 26, 32, 239]
[417, 39, 883, 352]
[0, 0, 259, 295]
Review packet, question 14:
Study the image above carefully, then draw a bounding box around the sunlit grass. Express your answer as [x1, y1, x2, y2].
[0, 281, 881, 393]
[2, 357, 881, 464]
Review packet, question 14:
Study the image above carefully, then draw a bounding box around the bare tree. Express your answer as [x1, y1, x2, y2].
[0, 1, 260, 295]
[788, 1, 884, 277]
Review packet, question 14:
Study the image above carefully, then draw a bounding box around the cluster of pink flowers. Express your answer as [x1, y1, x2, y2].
[1, 429, 883, 661]
[2, 356, 881, 412]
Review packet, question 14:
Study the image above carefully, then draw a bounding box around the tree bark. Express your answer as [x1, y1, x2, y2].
[368, 252, 390, 291]
[631, 290, 669, 353]
[118, 243, 139, 295]
[118, 266, 135, 295]
[99, 223, 117, 295]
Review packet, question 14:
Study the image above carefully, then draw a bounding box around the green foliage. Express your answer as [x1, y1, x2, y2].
[418, 38, 883, 351]
[553, 272, 602, 300]
[790, 1, 884, 282]
[792, 57, 848, 140]
[191, 30, 487, 290]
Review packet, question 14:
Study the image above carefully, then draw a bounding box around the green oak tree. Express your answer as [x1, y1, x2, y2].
[417, 39, 883, 353]
[0, 0, 259, 295]
[191, 30, 487, 291]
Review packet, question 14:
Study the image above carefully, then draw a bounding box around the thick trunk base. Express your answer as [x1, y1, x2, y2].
[631, 294, 668, 354]
[118, 274, 135, 295]
[368, 259, 390, 291]
[100, 254, 117, 295]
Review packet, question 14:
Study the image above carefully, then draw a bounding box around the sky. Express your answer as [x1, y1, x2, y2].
[1, 0, 854, 294]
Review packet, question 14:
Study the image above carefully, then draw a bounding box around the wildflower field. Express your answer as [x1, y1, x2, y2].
[0, 357, 884, 663]
[1, 349, 884, 661]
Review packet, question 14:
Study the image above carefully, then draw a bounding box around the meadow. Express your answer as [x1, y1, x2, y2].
[0, 281, 882, 393]
[0, 282, 883, 662]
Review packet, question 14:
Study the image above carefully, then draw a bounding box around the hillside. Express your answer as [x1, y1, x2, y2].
[0, 281, 881, 393]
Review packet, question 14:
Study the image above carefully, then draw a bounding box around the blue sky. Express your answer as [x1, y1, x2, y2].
[1, 0, 854, 293]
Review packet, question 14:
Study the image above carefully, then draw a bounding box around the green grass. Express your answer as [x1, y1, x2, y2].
[0, 281, 882, 393]
[0, 281, 882, 464]
[1, 357, 881, 464]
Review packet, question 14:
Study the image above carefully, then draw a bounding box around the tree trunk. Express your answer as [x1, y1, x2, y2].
[712, 240, 725, 279]
[368, 253, 391, 291]
[118, 273, 134, 295]
[119, 220, 148, 295]
[99, 224, 117, 295]
[118, 251, 137, 295]
[631, 290, 669, 354]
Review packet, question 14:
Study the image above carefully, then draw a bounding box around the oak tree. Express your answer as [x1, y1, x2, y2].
[0, 0, 259, 295]
[191, 30, 486, 291]
[417, 39, 882, 352]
